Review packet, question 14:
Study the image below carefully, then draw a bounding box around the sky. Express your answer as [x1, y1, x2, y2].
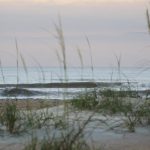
[0, 0, 149, 67]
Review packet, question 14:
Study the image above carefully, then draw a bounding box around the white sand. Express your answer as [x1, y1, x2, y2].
[0, 105, 149, 150]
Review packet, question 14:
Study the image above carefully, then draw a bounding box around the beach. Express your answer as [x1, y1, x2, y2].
[0, 0, 150, 149]
[0, 68, 149, 150]
[0, 99, 63, 110]
[0, 100, 149, 150]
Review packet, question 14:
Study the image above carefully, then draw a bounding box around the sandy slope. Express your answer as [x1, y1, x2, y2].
[0, 103, 149, 150]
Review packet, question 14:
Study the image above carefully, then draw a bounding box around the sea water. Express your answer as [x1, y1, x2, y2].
[0, 67, 149, 99]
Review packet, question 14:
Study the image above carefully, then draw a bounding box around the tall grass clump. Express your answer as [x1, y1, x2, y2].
[24, 130, 90, 150]
[24, 112, 95, 150]
[0, 101, 22, 134]
[72, 89, 98, 111]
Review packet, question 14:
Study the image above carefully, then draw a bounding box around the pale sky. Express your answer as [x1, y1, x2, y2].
[0, 0, 146, 4]
[0, 0, 149, 67]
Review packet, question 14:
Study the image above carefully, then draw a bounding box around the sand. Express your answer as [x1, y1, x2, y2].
[0, 99, 63, 110]
[91, 127, 150, 150]
[0, 100, 149, 150]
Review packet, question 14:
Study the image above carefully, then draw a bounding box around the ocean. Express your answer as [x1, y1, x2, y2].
[0, 67, 150, 100]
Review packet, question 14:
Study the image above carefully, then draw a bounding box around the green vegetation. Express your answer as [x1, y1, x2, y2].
[72, 89, 150, 132]
[0, 101, 22, 133]
[24, 116, 93, 150]
[72, 90, 98, 110]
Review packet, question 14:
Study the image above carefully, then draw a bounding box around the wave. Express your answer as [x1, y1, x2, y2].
[1, 88, 46, 97]
[0, 81, 149, 100]
[0, 81, 124, 89]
